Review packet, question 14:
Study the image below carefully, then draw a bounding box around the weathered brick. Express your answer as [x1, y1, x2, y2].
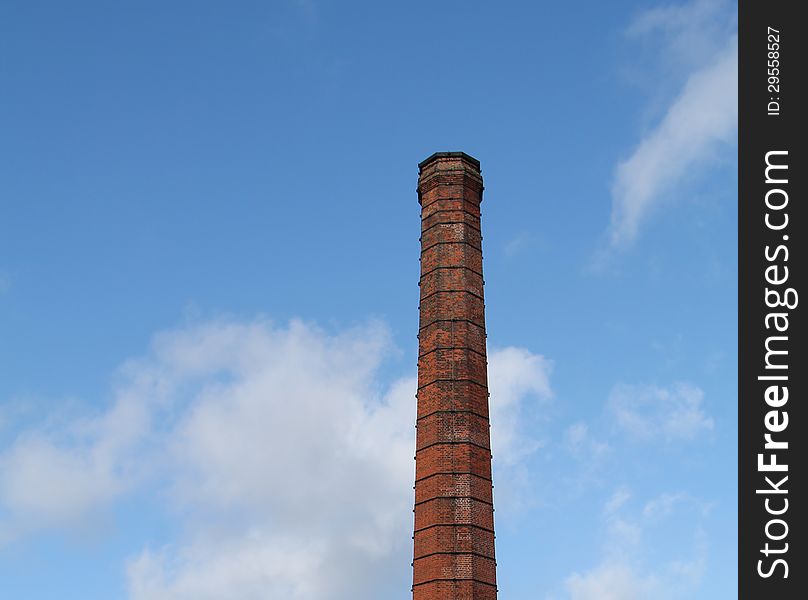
[412, 151, 496, 599]
[416, 412, 491, 451]
[414, 473, 493, 505]
[418, 291, 485, 331]
[420, 266, 484, 299]
[421, 208, 481, 234]
[415, 444, 493, 482]
[416, 380, 490, 419]
[420, 244, 483, 278]
[418, 319, 486, 356]
[412, 553, 496, 585]
[418, 348, 488, 387]
[421, 196, 482, 220]
[413, 580, 497, 600]
[414, 524, 496, 558]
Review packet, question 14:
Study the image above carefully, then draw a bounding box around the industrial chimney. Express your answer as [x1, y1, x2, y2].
[412, 152, 497, 600]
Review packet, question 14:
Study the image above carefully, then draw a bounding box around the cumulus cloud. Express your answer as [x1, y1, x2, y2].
[608, 382, 713, 441]
[608, 0, 737, 248]
[127, 319, 414, 600]
[566, 562, 661, 600]
[560, 488, 708, 600]
[0, 382, 153, 539]
[488, 346, 553, 465]
[128, 535, 321, 600]
[0, 317, 553, 599]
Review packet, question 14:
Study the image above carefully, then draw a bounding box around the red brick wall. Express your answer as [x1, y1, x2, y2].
[413, 153, 497, 600]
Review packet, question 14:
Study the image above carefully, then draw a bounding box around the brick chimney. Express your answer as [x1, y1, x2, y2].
[413, 152, 497, 600]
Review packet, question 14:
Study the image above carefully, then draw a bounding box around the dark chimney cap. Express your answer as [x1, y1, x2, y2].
[418, 151, 480, 171]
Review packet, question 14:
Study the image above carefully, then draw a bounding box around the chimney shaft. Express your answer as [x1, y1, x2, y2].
[412, 152, 497, 600]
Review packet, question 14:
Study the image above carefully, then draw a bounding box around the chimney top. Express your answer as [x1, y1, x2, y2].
[418, 151, 480, 171]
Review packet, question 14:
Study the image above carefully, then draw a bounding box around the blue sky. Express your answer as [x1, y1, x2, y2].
[0, 1, 738, 598]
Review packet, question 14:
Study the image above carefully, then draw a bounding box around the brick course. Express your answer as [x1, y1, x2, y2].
[413, 152, 497, 599]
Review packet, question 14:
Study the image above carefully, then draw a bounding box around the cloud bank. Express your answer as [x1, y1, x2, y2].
[0, 317, 553, 599]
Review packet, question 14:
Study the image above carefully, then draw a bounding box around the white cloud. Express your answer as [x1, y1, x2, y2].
[643, 492, 687, 520]
[0, 317, 552, 599]
[488, 347, 553, 465]
[608, 382, 713, 441]
[603, 486, 632, 515]
[608, 0, 737, 248]
[559, 489, 708, 600]
[627, 0, 735, 69]
[566, 562, 661, 600]
[0, 385, 152, 540]
[128, 534, 325, 600]
[565, 421, 611, 462]
[0, 435, 122, 534]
